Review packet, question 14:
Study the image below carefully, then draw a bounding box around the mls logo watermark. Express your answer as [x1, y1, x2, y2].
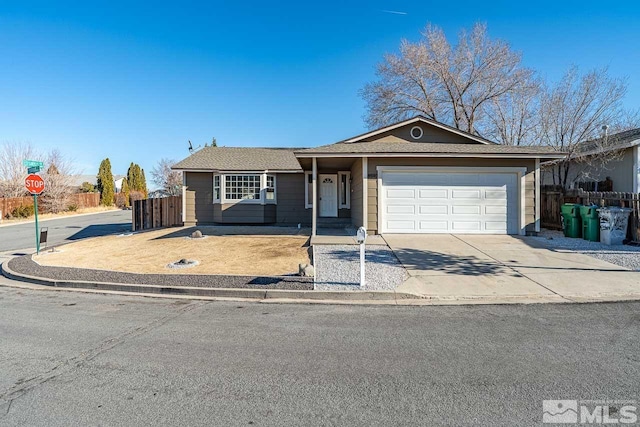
[543, 400, 638, 424]
[543, 400, 578, 423]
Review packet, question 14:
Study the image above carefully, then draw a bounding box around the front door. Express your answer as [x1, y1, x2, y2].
[319, 174, 338, 217]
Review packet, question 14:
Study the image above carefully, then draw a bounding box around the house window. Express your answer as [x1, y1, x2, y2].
[266, 175, 276, 201]
[338, 171, 351, 209]
[305, 171, 313, 208]
[225, 175, 261, 201]
[213, 175, 221, 203]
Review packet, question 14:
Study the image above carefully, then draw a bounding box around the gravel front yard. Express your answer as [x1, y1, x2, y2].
[314, 245, 408, 291]
[531, 229, 640, 270]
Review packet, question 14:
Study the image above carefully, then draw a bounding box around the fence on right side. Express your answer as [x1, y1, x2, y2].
[541, 187, 640, 242]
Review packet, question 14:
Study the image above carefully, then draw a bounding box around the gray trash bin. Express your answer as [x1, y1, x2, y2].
[597, 207, 632, 245]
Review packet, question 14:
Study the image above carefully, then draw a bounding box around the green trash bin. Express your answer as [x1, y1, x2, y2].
[561, 203, 582, 238]
[580, 205, 600, 242]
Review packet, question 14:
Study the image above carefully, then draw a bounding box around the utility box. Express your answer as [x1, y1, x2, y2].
[598, 207, 632, 246]
[40, 227, 49, 248]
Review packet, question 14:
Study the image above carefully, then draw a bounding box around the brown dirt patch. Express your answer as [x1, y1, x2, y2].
[34, 227, 311, 276]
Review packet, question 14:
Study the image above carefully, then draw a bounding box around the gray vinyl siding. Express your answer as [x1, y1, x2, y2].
[541, 147, 635, 192]
[186, 171, 307, 225]
[185, 172, 214, 225]
[362, 124, 477, 144]
[350, 159, 363, 228]
[215, 204, 270, 223]
[275, 173, 311, 226]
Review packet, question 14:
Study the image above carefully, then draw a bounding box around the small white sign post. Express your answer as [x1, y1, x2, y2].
[356, 226, 367, 288]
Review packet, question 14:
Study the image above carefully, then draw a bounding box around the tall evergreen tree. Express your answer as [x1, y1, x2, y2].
[140, 168, 148, 197]
[97, 158, 114, 206]
[121, 177, 130, 207]
[127, 162, 148, 198]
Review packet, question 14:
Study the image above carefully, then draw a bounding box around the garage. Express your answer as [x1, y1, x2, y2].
[380, 169, 521, 234]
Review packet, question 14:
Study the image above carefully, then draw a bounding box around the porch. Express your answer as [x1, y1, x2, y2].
[297, 156, 368, 237]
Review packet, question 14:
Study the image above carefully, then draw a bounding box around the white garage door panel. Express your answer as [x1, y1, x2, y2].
[382, 171, 518, 235]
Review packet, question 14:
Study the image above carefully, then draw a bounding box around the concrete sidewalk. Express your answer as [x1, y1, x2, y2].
[386, 234, 640, 302]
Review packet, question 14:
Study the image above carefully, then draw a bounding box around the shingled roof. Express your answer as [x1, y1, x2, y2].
[294, 142, 565, 157]
[577, 128, 640, 155]
[172, 147, 303, 171]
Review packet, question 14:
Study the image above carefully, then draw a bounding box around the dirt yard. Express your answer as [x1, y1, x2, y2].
[33, 226, 311, 276]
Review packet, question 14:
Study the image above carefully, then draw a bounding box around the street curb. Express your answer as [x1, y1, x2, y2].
[4, 261, 640, 306]
[0, 208, 124, 228]
[0, 260, 422, 304]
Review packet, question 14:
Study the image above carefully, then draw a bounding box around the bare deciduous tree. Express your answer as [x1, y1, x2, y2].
[0, 142, 77, 213]
[539, 67, 633, 189]
[151, 158, 182, 196]
[361, 23, 536, 135]
[484, 79, 541, 146]
[0, 141, 40, 197]
[41, 149, 76, 213]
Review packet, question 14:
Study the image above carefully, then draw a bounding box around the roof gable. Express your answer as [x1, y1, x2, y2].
[342, 116, 496, 145]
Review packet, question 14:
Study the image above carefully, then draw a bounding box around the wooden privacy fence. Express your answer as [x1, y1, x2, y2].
[132, 196, 183, 231]
[579, 190, 640, 242]
[541, 188, 640, 241]
[1, 193, 100, 218]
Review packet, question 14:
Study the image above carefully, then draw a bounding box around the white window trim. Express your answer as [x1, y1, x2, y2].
[222, 173, 263, 204]
[338, 171, 351, 209]
[213, 174, 221, 204]
[305, 171, 313, 209]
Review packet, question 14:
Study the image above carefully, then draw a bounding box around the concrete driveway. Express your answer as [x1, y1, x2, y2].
[385, 234, 640, 302]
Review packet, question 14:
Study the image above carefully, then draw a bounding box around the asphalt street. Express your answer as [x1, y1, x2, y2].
[0, 210, 132, 253]
[0, 285, 637, 426]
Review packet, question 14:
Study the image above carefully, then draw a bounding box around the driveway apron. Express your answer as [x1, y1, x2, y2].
[385, 234, 640, 301]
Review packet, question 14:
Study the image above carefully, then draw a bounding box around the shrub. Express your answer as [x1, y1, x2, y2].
[115, 193, 128, 209]
[11, 205, 35, 218]
[80, 182, 95, 193]
[67, 204, 78, 212]
[129, 190, 145, 204]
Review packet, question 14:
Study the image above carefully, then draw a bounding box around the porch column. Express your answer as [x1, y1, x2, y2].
[181, 173, 187, 226]
[535, 158, 540, 233]
[362, 157, 368, 231]
[312, 157, 317, 236]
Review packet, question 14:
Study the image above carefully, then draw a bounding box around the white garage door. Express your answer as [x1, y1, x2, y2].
[381, 171, 519, 234]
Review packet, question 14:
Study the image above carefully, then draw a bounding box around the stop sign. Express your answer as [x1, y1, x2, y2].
[25, 174, 45, 195]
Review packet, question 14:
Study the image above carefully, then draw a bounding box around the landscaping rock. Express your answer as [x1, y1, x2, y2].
[314, 245, 407, 291]
[299, 263, 315, 277]
[191, 230, 203, 239]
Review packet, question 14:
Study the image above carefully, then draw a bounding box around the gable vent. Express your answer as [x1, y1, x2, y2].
[410, 126, 423, 140]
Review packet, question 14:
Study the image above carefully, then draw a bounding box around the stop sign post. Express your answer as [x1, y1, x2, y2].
[24, 173, 46, 254]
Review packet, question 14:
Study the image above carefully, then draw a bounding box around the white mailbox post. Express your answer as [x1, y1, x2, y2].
[356, 226, 367, 288]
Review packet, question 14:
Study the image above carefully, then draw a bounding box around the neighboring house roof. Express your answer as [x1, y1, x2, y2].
[577, 128, 640, 156]
[295, 142, 564, 158]
[172, 147, 303, 171]
[70, 174, 125, 187]
[341, 115, 498, 145]
[148, 189, 172, 198]
[540, 128, 640, 167]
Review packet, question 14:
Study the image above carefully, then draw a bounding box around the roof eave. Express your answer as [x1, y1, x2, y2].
[295, 152, 567, 159]
[172, 167, 303, 173]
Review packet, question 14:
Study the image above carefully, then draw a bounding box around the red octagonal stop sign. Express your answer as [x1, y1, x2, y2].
[25, 174, 45, 195]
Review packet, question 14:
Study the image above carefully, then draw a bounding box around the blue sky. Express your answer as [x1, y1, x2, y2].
[1, 1, 639, 186]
